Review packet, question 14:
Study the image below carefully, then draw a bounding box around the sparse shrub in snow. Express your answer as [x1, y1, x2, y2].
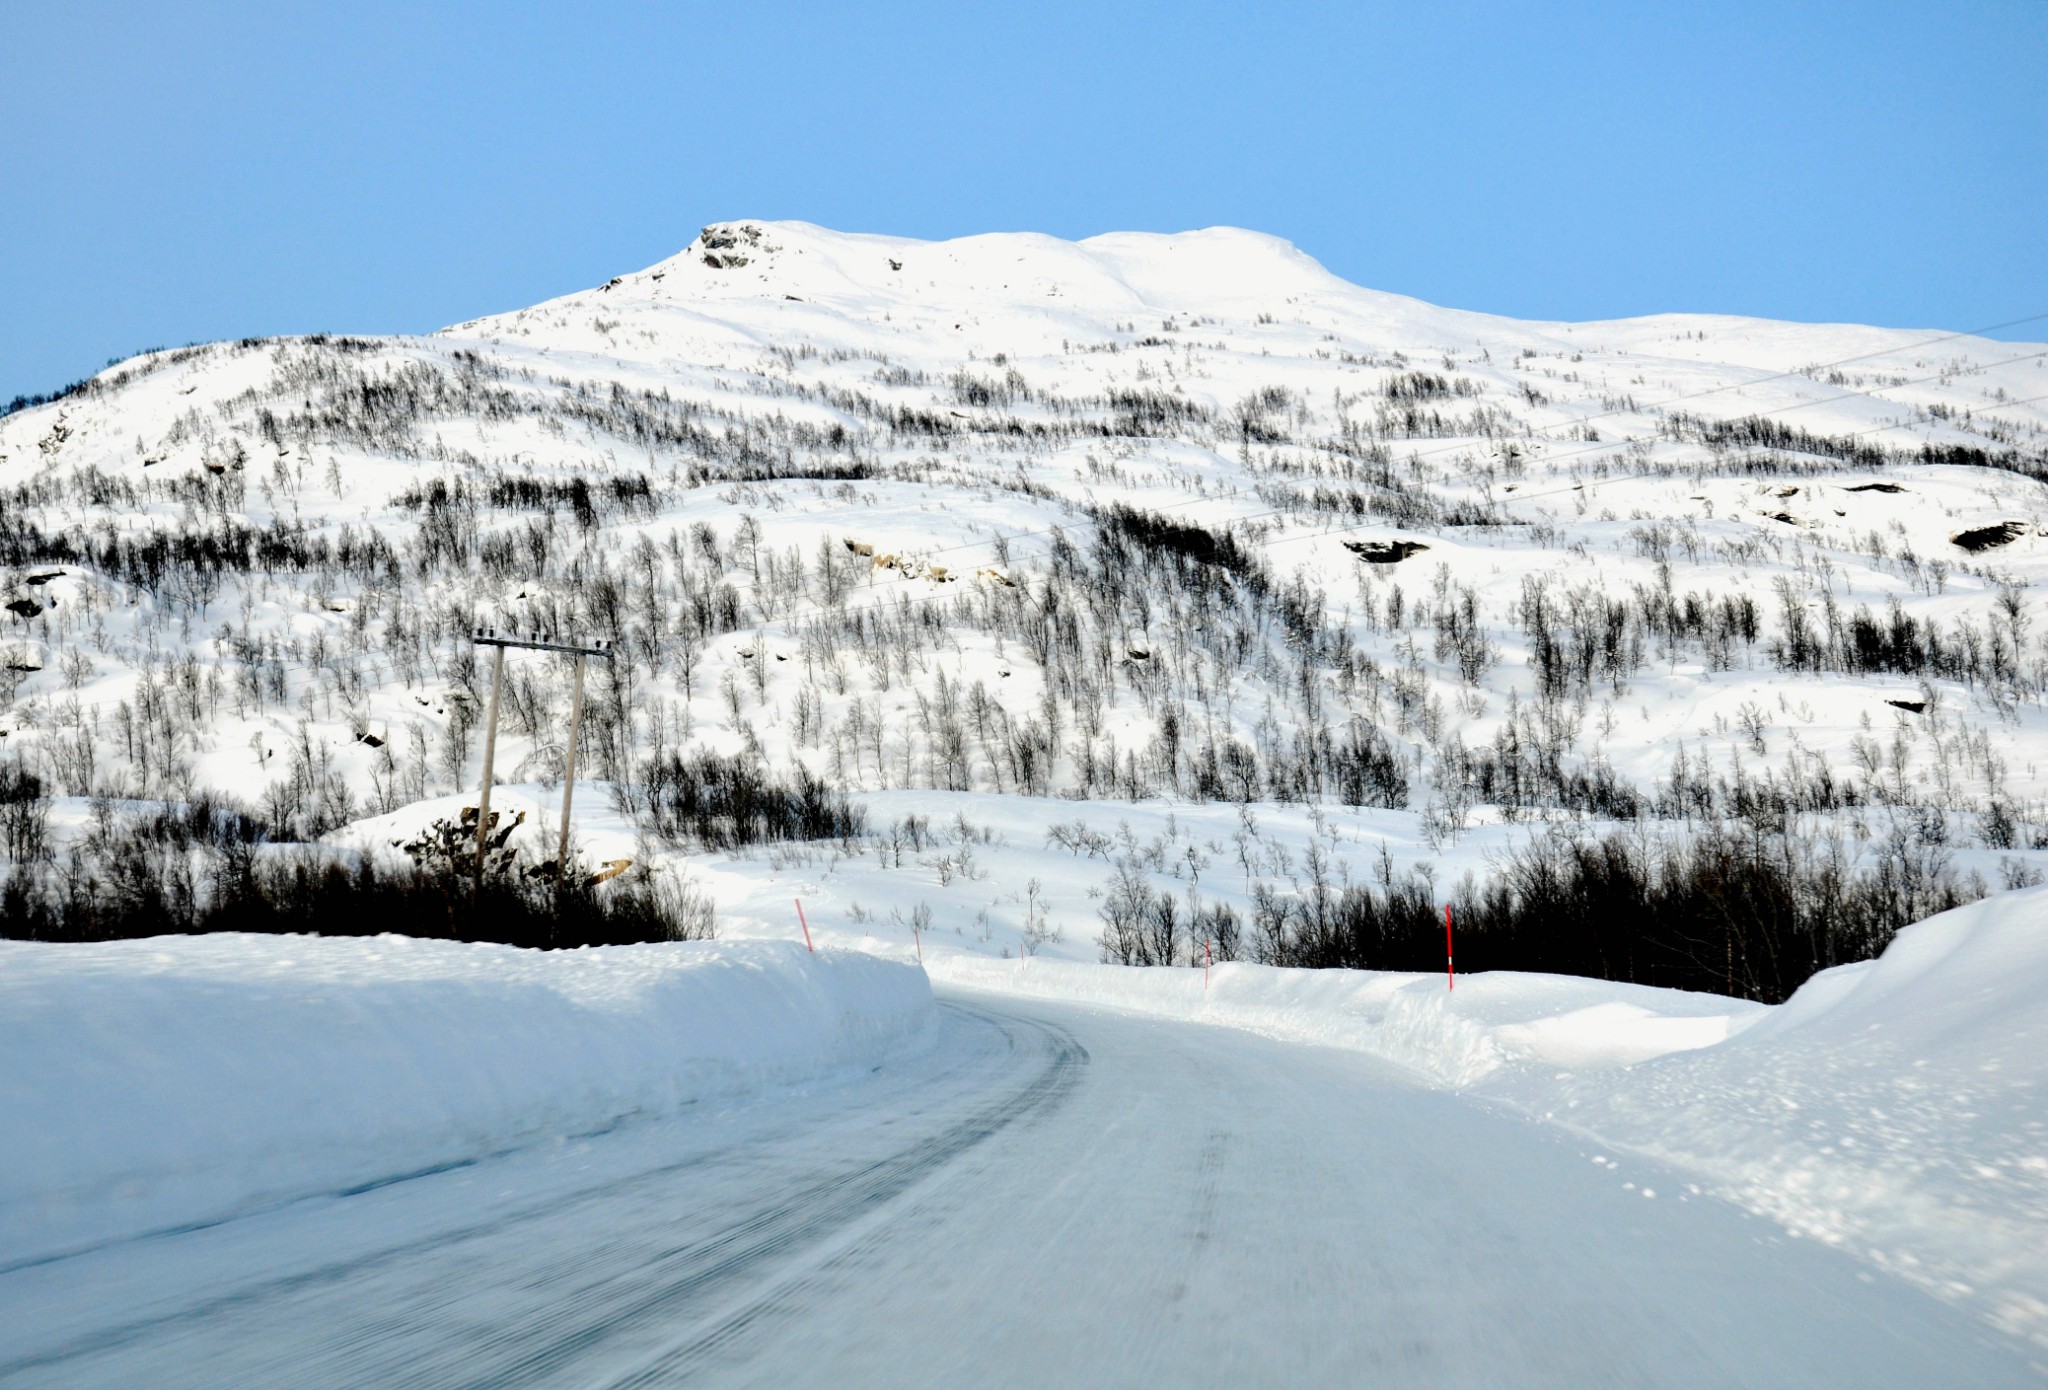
[0, 762, 47, 863]
[639, 748, 865, 851]
[1240, 818, 1979, 1004]
[0, 791, 713, 948]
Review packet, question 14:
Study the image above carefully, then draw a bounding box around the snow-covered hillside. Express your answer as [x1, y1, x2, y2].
[4, 220, 2047, 974]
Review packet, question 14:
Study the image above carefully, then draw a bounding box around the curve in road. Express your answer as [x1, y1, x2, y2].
[0, 993, 2034, 1388]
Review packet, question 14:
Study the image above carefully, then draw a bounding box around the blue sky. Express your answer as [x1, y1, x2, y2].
[3, 0, 2043, 403]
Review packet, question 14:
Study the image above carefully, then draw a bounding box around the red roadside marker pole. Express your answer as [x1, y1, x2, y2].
[1444, 904, 1454, 992]
[1204, 937, 1212, 989]
[795, 897, 814, 953]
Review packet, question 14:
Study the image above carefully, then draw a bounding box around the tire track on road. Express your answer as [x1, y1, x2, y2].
[587, 1006, 1087, 1389]
[1, 1004, 1084, 1390]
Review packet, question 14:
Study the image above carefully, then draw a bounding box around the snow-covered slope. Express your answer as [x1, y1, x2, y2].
[4, 220, 2043, 850]
[4, 220, 2042, 858]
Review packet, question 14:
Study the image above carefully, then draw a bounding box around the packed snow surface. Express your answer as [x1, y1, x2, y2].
[0, 935, 935, 1267]
[2, 994, 2038, 1387]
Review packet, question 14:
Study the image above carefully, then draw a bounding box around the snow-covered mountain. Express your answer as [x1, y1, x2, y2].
[7, 221, 2048, 1355]
[4, 218, 2048, 965]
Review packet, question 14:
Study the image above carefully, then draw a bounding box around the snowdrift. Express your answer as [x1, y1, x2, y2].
[1521, 885, 2048, 1347]
[929, 952, 1762, 1089]
[0, 936, 935, 1268]
[931, 885, 2048, 1345]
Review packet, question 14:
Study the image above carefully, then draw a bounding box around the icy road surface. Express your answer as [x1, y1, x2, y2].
[1, 995, 2036, 1389]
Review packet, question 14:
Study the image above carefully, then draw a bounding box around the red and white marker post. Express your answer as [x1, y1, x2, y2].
[1444, 903, 1454, 992]
[795, 897, 814, 953]
[1204, 937, 1212, 989]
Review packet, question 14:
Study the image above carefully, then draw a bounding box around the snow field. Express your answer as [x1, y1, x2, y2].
[0, 935, 936, 1269]
[4, 772, 2045, 1347]
[315, 783, 2048, 1344]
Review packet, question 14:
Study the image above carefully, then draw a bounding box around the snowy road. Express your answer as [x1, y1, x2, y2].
[2, 994, 2037, 1388]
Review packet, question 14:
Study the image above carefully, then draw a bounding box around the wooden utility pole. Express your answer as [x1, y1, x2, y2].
[475, 639, 506, 884]
[470, 629, 613, 888]
[558, 650, 587, 876]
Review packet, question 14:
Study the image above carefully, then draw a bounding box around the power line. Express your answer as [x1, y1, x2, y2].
[818, 305, 2048, 575]
[1480, 309, 2048, 444]
[1250, 353, 2048, 547]
[1253, 387, 2048, 556]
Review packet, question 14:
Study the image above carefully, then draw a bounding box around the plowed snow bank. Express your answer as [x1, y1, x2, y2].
[928, 952, 1761, 1087]
[0, 936, 934, 1267]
